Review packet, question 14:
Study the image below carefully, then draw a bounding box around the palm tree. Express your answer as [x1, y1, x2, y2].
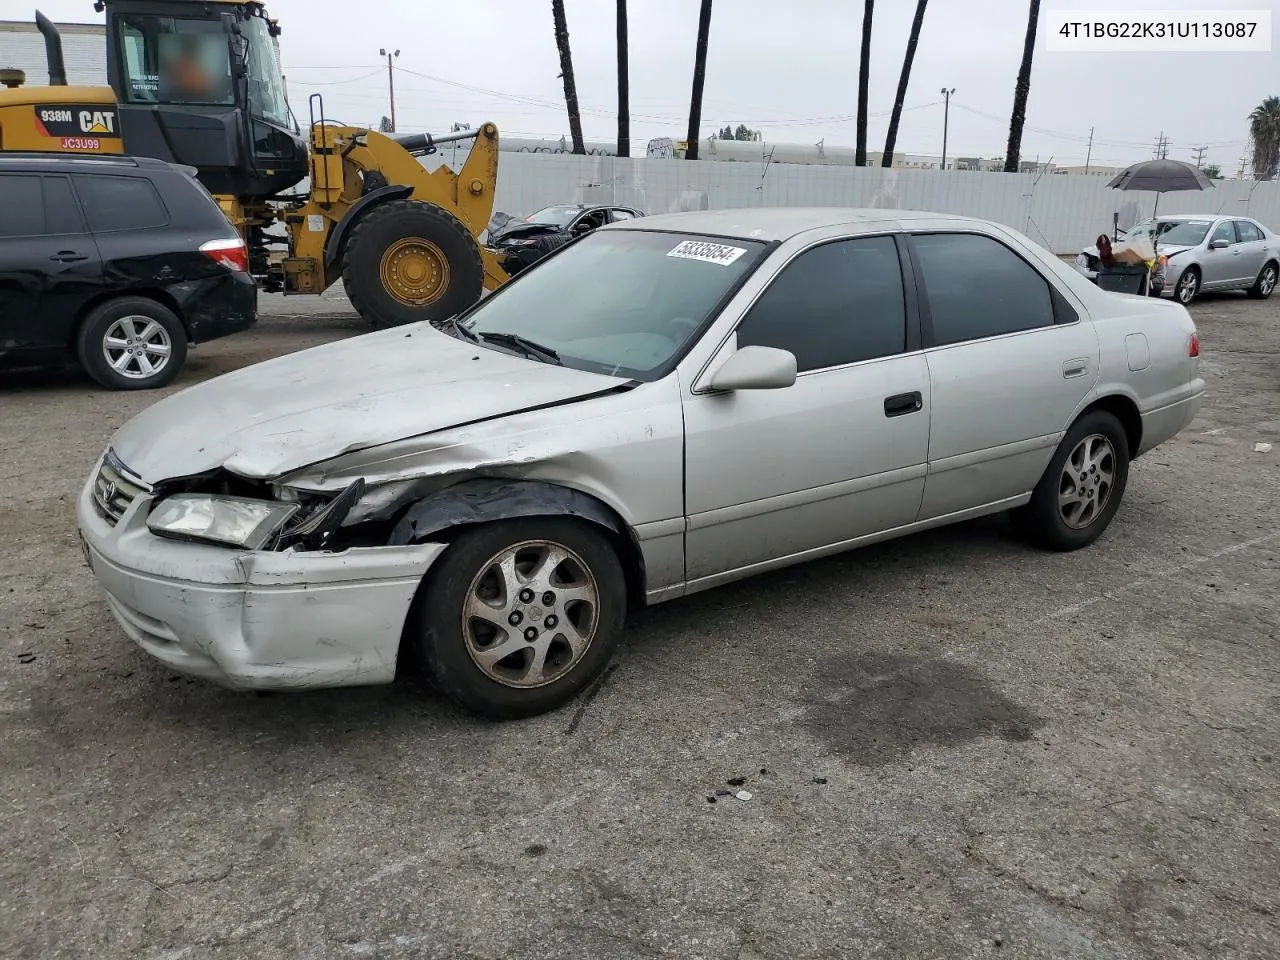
[551, 0, 586, 155]
[855, 0, 874, 166]
[1004, 0, 1041, 173]
[616, 0, 630, 157]
[882, 0, 929, 167]
[1249, 96, 1280, 181]
[685, 0, 713, 160]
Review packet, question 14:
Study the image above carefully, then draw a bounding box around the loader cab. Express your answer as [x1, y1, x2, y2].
[100, 0, 308, 199]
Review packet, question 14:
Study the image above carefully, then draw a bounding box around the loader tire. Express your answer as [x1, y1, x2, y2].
[342, 199, 485, 329]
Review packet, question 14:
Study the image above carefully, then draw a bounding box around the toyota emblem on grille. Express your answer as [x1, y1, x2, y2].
[97, 477, 116, 503]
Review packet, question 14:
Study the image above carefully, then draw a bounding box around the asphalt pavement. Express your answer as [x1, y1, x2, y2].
[1, 288, 1277, 959]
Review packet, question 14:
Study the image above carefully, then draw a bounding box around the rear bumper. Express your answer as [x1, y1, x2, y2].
[178, 272, 258, 345]
[75, 470, 445, 690]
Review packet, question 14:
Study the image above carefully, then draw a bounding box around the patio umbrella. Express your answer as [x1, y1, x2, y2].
[1107, 158, 1213, 224]
[1106, 158, 1214, 193]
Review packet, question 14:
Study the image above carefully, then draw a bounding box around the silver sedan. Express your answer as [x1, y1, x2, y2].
[77, 208, 1206, 719]
[1075, 214, 1278, 304]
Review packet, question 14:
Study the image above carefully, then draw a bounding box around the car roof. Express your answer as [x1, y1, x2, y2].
[606, 207, 980, 242]
[0, 153, 174, 174]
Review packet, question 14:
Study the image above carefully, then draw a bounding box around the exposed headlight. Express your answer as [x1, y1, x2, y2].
[147, 494, 300, 550]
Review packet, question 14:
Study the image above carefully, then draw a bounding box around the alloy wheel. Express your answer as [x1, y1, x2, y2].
[102, 315, 173, 380]
[1058, 433, 1116, 529]
[462, 540, 600, 688]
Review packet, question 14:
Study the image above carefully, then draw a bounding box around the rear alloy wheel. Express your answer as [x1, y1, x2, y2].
[1014, 409, 1131, 551]
[1249, 261, 1277, 299]
[1175, 267, 1200, 305]
[77, 297, 188, 390]
[413, 518, 626, 719]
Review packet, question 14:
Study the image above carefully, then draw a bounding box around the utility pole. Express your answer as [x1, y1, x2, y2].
[1084, 126, 1094, 174]
[1192, 145, 1207, 168]
[1153, 133, 1169, 160]
[379, 47, 400, 133]
[940, 87, 955, 170]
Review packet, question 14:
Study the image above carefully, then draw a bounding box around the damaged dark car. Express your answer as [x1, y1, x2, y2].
[489, 203, 645, 275]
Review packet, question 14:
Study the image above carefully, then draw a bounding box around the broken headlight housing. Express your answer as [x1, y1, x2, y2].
[146, 494, 300, 550]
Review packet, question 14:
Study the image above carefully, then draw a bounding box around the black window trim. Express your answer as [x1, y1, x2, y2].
[41, 173, 89, 237]
[904, 228, 1079, 351]
[71, 172, 171, 234]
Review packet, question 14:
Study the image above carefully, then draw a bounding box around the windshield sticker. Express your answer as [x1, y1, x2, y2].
[667, 240, 748, 266]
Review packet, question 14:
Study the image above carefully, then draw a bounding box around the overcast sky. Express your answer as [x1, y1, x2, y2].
[31, 0, 1279, 170]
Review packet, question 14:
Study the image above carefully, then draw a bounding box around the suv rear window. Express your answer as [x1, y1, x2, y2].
[73, 174, 169, 232]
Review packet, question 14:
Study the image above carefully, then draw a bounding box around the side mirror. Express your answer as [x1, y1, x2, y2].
[706, 346, 797, 391]
[571, 221, 593, 236]
[1210, 238, 1230, 250]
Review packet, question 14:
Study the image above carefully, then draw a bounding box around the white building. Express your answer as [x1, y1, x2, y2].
[1, 19, 107, 86]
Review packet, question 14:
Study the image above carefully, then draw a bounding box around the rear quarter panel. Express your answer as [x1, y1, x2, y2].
[1087, 291, 1204, 455]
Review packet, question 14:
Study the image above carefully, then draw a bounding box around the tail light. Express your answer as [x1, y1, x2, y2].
[1189, 332, 1200, 358]
[199, 237, 249, 273]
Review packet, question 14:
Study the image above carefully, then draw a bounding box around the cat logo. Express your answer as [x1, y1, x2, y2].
[33, 104, 119, 139]
[79, 110, 116, 134]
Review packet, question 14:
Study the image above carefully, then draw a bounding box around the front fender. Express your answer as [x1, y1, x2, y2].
[322, 183, 414, 272]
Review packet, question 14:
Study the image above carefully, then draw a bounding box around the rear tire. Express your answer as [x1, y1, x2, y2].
[76, 297, 187, 391]
[1014, 410, 1130, 552]
[1175, 267, 1200, 305]
[411, 518, 627, 720]
[341, 199, 485, 329]
[1248, 261, 1277, 299]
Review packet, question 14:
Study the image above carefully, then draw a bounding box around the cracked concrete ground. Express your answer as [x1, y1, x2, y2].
[1, 288, 1278, 959]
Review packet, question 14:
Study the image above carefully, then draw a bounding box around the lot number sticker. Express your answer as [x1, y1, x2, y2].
[667, 240, 747, 266]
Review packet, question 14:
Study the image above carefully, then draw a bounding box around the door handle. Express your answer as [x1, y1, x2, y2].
[883, 391, 923, 417]
[49, 251, 88, 263]
[1062, 358, 1089, 379]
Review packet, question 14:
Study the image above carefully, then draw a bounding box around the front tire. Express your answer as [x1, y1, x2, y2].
[76, 297, 187, 390]
[341, 199, 485, 329]
[1014, 410, 1130, 552]
[1248, 261, 1277, 299]
[1175, 267, 1200, 305]
[412, 518, 627, 720]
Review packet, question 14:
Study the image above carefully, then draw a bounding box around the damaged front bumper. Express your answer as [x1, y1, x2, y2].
[76, 472, 446, 690]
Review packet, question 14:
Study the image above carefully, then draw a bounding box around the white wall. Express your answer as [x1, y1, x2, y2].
[490, 152, 1280, 254]
[1, 23, 107, 87]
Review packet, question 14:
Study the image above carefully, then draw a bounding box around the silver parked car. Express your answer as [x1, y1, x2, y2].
[1074, 214, 1278, 304]
[77, 209, 1205, 719]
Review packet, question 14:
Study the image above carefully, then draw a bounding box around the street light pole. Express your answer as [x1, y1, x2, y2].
[379, 47, 400, 132]
[940, 87, 955, 170]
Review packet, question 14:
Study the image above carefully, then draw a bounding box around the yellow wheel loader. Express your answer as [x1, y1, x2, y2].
[0, 2, 509, 328]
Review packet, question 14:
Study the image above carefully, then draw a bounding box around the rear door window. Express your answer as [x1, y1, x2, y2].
[911, 232, 1055, 347]
[1235, 220, 1262, 243]
[0, 175, 45, 237]
[73, 175, 170, 232]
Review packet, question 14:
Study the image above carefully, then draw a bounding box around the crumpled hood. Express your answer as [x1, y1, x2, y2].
[490, 221, 561, 243]
[109, 324, 626, 483]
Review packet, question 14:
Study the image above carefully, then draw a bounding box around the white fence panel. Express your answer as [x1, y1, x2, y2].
[486, 152, 1280, 254]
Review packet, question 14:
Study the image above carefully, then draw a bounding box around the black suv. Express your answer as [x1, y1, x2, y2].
[0, 154, 257, 390]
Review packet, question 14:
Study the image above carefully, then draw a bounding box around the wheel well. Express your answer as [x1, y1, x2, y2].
[1082, 394, 1142, 457]
[69, 288, 188, 350]
[390, 479, 649, 680]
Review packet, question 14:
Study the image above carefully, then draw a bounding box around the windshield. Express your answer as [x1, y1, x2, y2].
[526, 205, 582, 228]
[242, 15, 290, 128]
[1122, 220, 1156, 240]
[1153, 220, 1213, 246]
[459, 230, 768, 379]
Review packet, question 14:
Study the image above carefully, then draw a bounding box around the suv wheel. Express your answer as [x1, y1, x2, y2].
[411, 517, 627, 719]
[77, 297, 188, 390]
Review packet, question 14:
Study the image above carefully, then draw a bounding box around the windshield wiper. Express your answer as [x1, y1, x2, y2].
[475, 331, 562, 364]
[431, 316, 479, 343]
